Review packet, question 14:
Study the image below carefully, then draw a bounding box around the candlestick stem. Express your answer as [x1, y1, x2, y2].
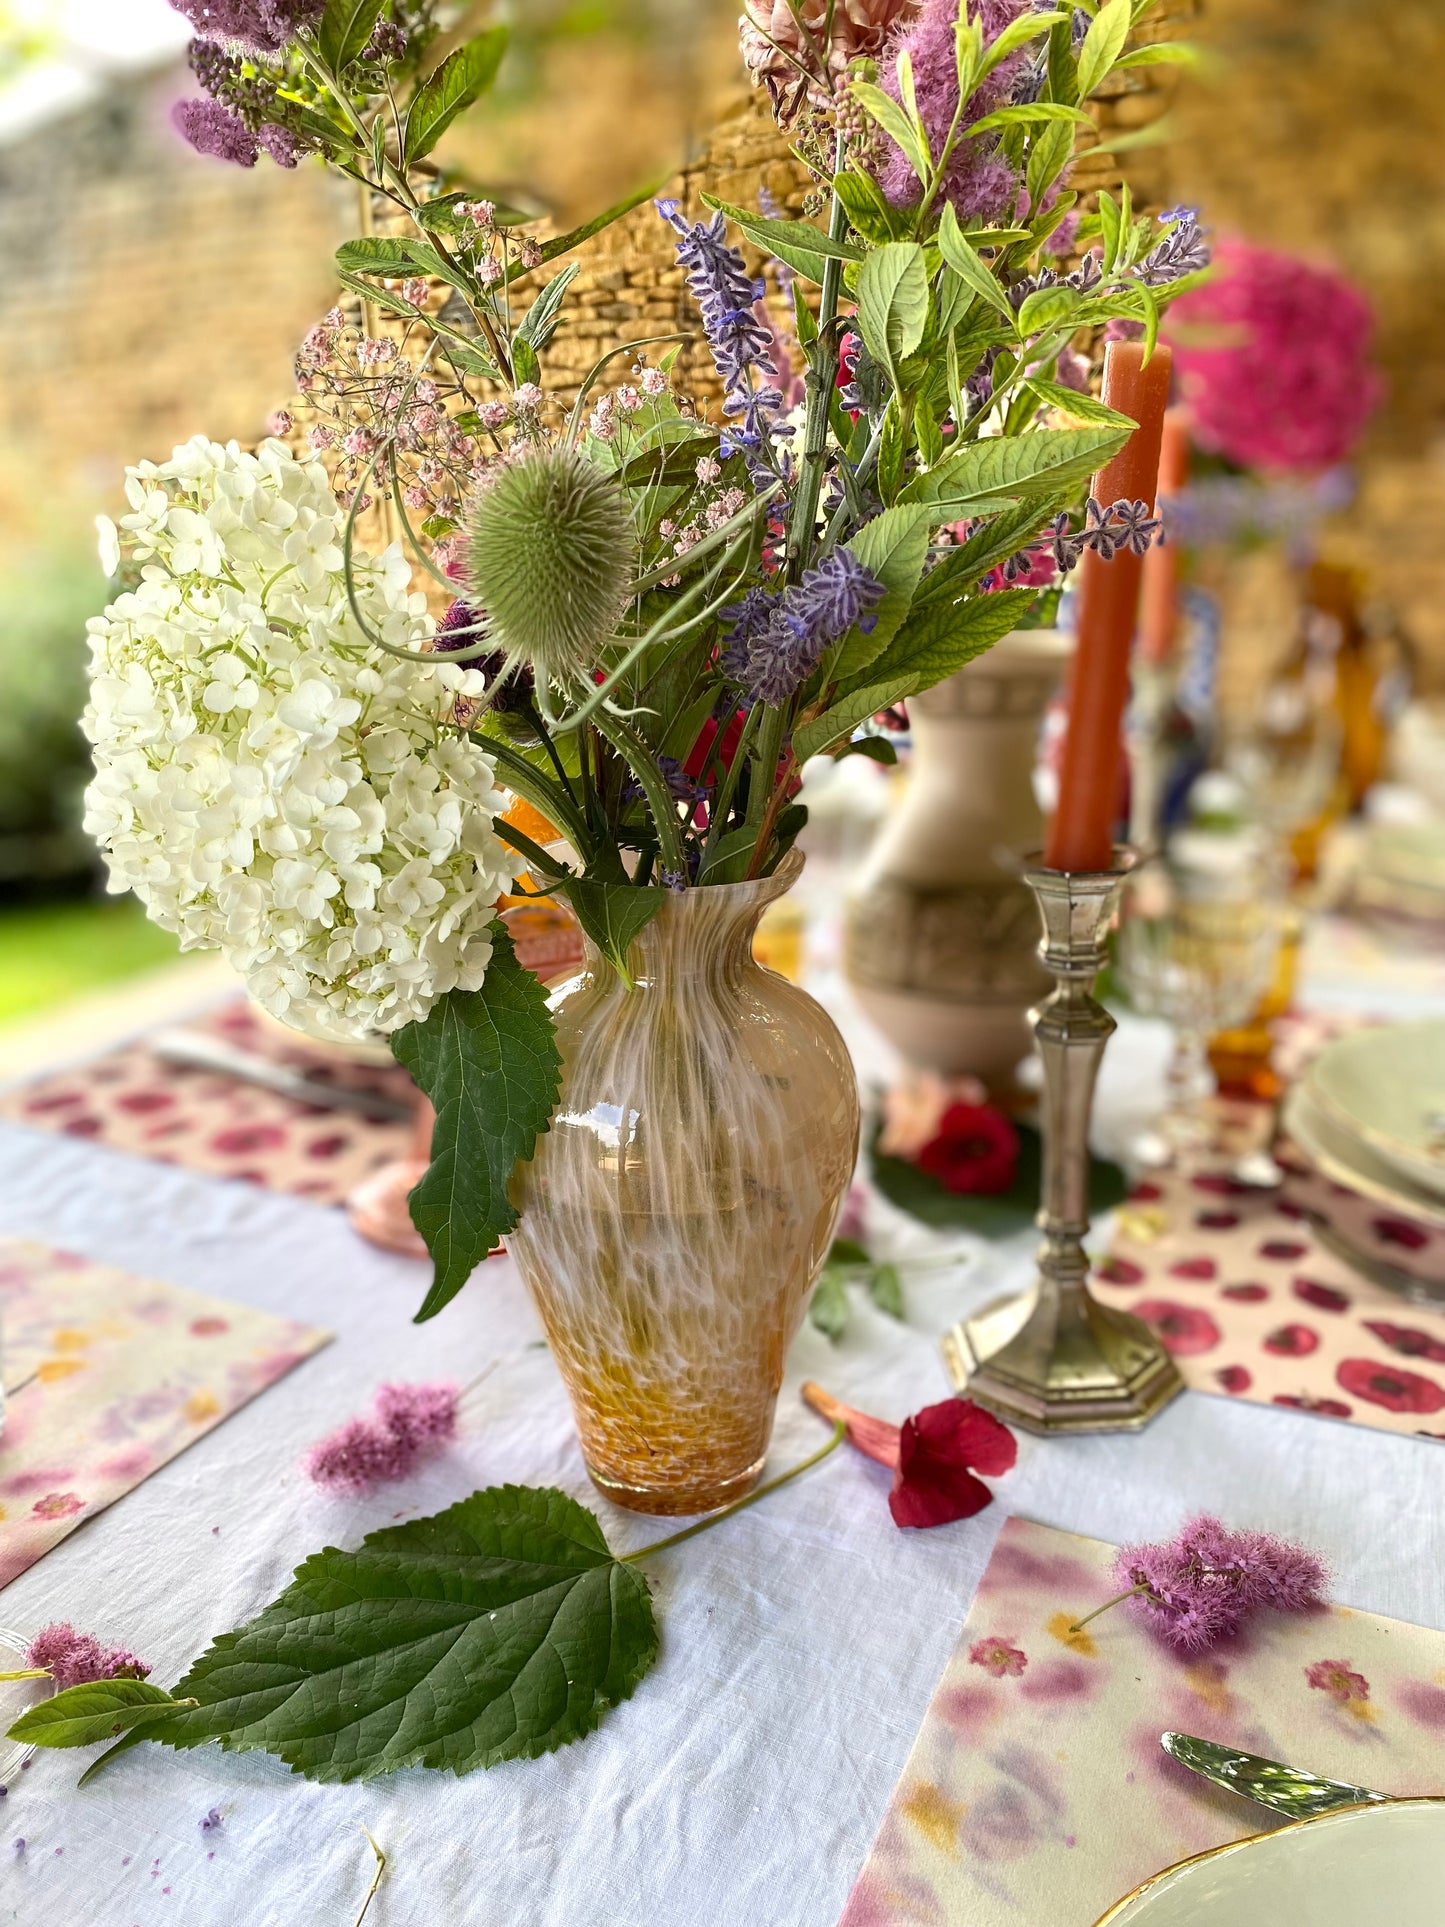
[943, 849, 1184, 1433]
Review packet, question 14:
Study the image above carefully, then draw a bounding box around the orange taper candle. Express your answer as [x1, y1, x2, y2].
[1045, 341, 1173, 873]
[1137, 406, 1191, 666]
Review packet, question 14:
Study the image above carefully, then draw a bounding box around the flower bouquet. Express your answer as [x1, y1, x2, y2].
[84, 0, 1203, 1510]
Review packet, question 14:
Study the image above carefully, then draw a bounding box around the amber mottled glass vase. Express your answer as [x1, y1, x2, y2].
[507, 851, 859, 1515]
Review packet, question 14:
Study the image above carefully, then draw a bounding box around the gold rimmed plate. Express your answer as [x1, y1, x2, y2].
[1307, 1021, 1445, 1202]
[1093, 1800, 1445, 1926]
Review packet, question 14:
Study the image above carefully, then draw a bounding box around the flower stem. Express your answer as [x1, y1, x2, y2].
[618, 1422, 846, 1564]
[1069, 1582, 1153, 1634]
[0, 1668, 50, 1682]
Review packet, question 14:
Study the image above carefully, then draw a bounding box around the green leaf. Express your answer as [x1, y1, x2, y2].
[849, 79, 930, 182]
[831, 168, 906, 243]
[150, 1486, 658, 1782]
[511, 335, 540, 386]
[837, 734, 898, 767]
[899, 423, 1128, 514]
[391, 922, 562, 1323]
[794, 673, 921, 765]
[1016, 285, 1082, 336]
[1025, 116, 1076, 211]
[336, 237, 417, 277]
[560, 879, 663, 983]
[1113, 42, 1197, 69]
[334, 269, 420, 319]
[1075, 0, 1131, 98]
[438, 337, 503, 380]
[318, 0, 384, 69]
[696, 195, 859, 287]
[529, 179, 662, 272]
[7, 1680, 188, 1750]
[404, 29, 509, 163]
[832, 505, 935, 683]
[912, 497, 1068, 608]
[516, 260, 580, 352]
[936, 205, 1014, 320]
[868, 1262, 905, 1321]
[981, 9, 1068, 72]
[965, 102, 1093, 137]
[1097, 188, 1123, 270]
[856, 242, 930, 390]
[808, 1266, 851, 1343]
[866, 587, 1035, 693]
[1024, 377, 1136, 429]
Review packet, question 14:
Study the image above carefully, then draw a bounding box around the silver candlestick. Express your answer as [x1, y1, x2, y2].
[943, 849, 1184, 1434]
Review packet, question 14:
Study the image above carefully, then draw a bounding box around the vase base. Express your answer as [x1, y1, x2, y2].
[584, 1452, 767, 1517]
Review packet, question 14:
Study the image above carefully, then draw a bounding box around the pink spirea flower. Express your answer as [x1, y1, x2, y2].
[877, 0, 1032, 219]
[26, 1623, 150, 1689]
[969, 1636, 1027, 1677]
[1112, 1514, 1327, 1653]
[304, 1381, 459, 1494]
[803, 1381, 1017, 1528]
[1164, 238, 1381, 472]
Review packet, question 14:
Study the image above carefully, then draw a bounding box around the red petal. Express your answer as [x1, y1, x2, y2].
[800, 1381, 901, 1468]
[888, 1459, 994, 1528]
[903, 1399, 1018, 1477]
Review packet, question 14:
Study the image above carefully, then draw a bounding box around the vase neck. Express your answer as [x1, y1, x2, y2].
[587, 852, 802, 987]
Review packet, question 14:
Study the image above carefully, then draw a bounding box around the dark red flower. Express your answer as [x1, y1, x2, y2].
[1195, 1211, 1240, 1230]
[1097, 1256, 1144, 1286]
[1274, 1394, 1352, 1417]
[801, 1381, 1017, 1529]
[1258, 1240, 1307, 1261]
[1216, 1365, 1252, 1394]
[914, 1103, 1020, 1196]
[1132, 1180, 1164, 1203]
[1336, 1358, 1445, 1415]
[1222, 1282, 1269, 1302]
[684, 707, 746, 784]
[1263, 1322, 1320, 1357]
[1362, 1320, 1445, 1364]
[1372, 1216, 1430, 1251]
[1191, 1172, 1249, 1197]
[1293, 1277, 1350, 1313]
[1134, 1300, 1222, 1356]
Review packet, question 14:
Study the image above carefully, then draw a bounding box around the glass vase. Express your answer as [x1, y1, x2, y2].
[507, 851, 859, 1515]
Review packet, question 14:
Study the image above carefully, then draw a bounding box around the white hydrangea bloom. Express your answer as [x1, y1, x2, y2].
[83, 436, 517, 1043]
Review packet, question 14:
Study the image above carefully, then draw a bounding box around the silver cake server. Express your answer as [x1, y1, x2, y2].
[1162, 1731, 1391, 1820]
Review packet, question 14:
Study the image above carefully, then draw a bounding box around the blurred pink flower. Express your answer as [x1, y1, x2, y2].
[1165, 238, 1381, 472]
[741, 0, 919, 120]
[1100, 1514, 1328, 1653]
[304, 1381, 460, 1494]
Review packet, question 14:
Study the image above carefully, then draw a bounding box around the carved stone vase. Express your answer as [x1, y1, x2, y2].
[507, 851, 859, 1516]
[843, 627, 1071, 1087]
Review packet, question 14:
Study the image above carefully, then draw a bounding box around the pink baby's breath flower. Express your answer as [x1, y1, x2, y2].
[477, 256, 503, 287]
[513, 382, 544, 411]
[323, 306, 345, 328]
[404, 485, 428, 509]
[26, 1622, 150, 1689]
[478, 400, 510, 430]
[695, 456, 722, 484]
[306, 425, 334, 451]
[615, 384, 642, 413]
[342, 428, 376, 458]
[303, 1380, 460, 1494]
[402, 278, 429, 306]
[640, 366, 668, 396]
[267, 409, 293, 436]
[721, 487, 747, 516]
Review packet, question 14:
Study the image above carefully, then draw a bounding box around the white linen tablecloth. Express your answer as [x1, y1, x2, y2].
[1, 959, 1441, 1927]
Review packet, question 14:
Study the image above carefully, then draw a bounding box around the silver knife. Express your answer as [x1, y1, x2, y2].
[1162, 1731, 1390, 1820]
[148, 1028, 415, 1123]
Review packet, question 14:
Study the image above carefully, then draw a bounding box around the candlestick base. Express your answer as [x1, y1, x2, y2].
[941, 850, 1184, 1436]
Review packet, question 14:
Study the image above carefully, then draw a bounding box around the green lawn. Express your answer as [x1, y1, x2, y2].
[0, 896, 184, 1026]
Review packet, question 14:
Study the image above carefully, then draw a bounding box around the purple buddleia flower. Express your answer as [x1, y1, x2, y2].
[257, 122, 302, 167]
[1138, 205, 1212, 287]
[170, 0, 324, 55]
[171, 97, 259, 166]
[743, 551, 886, 706]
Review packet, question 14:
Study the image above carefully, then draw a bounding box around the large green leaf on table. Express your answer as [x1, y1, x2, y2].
[318, 0, 384, 69]
[855, 242, 931, 390]
[793, 672, 921, 766]
[864, 587, 1036, 694]
[390, 922, 561, 1323]
[404, 30, 508, 163]
[831, 505, 935, 683]
[870, 1118, 1127, 1237]
[7, 1680, 191, 1750]
[560, 878, 664, 982]
[699, 194, 863, 285]
[73, 1488, 654, 1784]
[899, 423, 1129, 515]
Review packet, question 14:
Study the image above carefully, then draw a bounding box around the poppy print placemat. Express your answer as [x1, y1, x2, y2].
[839, 1515, 1445, 1927]
[0, 999, 416, 1206]
[1091, 1158, 1445, 1439]
[0, 1238, 329, 1588]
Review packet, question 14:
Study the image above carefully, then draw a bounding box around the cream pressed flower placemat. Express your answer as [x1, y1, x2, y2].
[0, 1237, 329, 1588]
[838, 1516, 1445, 1927]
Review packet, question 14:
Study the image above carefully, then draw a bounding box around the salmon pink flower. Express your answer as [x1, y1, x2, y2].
[802, 1381, 1017, 1528]
[1306, 1658, 1370, 1705]
[969, 1636, 1027, 1678]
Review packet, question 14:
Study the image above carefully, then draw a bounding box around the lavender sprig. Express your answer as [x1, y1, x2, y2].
[724, 551, 885, 706]
[1139, 206, 1212, 287]
[1050, 496, 1165, 573]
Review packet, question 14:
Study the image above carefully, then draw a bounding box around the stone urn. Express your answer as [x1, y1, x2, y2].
[843, 627, 1072, 1087]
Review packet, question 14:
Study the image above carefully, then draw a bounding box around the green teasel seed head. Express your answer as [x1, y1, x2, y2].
[462, 447, 634, 684]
